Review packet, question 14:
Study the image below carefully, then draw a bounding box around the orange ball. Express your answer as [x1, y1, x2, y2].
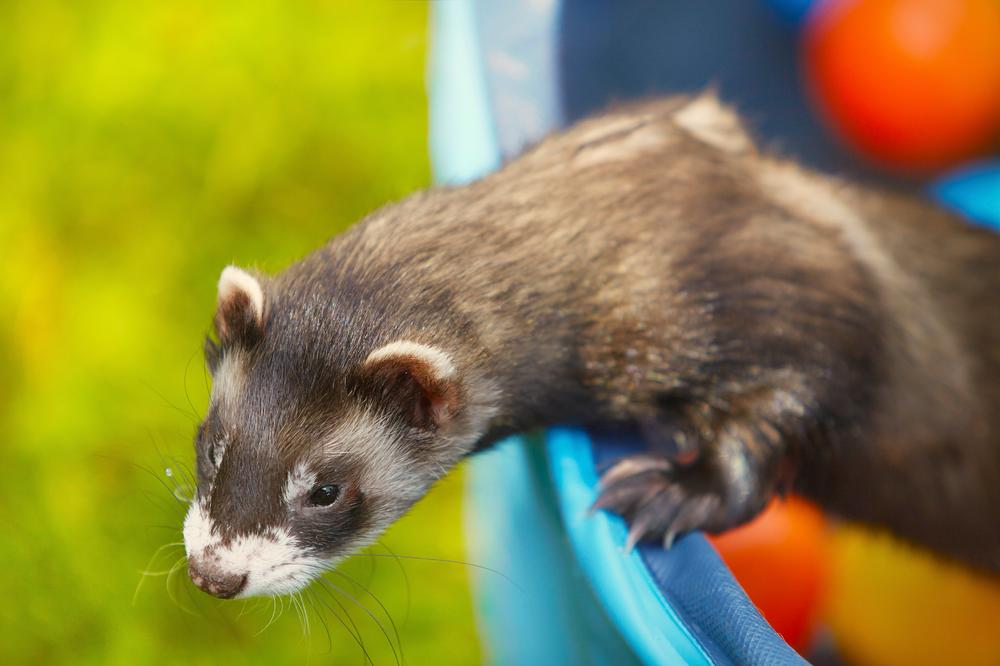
[804, 0, 1000, 172]
[708, 497, 830, 654]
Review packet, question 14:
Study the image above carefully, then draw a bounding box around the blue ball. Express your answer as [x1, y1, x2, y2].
[931, 162, 1000, 233]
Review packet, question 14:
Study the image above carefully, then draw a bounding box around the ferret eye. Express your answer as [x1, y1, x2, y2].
[309, 484, 340, 507]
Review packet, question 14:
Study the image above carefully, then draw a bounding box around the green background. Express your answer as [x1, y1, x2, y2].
[0, 2, 483, 663]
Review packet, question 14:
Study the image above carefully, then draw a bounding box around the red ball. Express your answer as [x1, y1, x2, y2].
[803, 0, 1000, 173]
[708, 497, 830, 654]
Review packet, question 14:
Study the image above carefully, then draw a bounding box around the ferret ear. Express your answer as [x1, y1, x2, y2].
[363, 341, 460, 431]
[215, 265, 266, 347]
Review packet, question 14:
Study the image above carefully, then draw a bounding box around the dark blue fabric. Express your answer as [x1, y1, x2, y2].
[557, 0, 920, 190]
[640, 540, 809, 666]
[589, 429, 808, 665]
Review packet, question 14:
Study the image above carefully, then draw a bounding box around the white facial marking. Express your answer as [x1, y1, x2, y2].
[182, 499, 214, 558]
[205, 433, 229, 471]
[212, 350, 246, 409]
[325, 408, 417, 498]
[282, 462, 317, 506]
[365, 340, 456, 380]
[218, 265, 265, 323]
[182, 499, 325, 598]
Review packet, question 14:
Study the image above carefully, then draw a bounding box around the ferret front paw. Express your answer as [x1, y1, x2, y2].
[593, 453, 733, 550]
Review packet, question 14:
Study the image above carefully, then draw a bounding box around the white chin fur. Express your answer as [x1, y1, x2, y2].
[183, 500, 327, 598]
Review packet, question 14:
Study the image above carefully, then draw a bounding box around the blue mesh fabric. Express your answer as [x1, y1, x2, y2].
[639, 540, 808, 666]
[590, 430, 807, 665]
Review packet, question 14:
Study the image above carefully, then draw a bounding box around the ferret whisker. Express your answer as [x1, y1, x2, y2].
[137, 568, 180, 577]
[266, 596, 278, 633]
[133, 542, 186, 605]
[162, 457, 197, 505]
[182, 350, 205, 425]
[315, 582, 392, 666]
[297, 589, 312, 638]
[143, 540, 185, 558]
[304, 591, 332, 655]
[289, 590, 304, 637]
[275, 594, 287, 630]
[139, 378, 201, 425]
[201, 346, 211, 396]
[237, 596, 259, 622]
[256, 596, 281, 636]
[249, 595, 269, 620]
[138, 487, 183, 515]
[302, 592, 312, 639]
[145, 524, 186, 533]
[254, 597, 278, 636]
[351, 552, 524, 594]
[102, 454, 189, 510]
[235, 598, 251, 621]
[280, 594, 291, 628]
[317, 577, 401, 666]
[170, 459, 198, 492]
[278, 593, 289, 630]
[330, 569, 406, 664]
[373, 541, 411, 628]
[138, 561, 185, 577]
[357, 544, 378, 591]
[327, 568, 405, 666]
[141, 430, 200, 519]
[172, 486, 194, 505]
[164, 555, 200, 616]
[307, 587, 361, 661]
[310, 578, 372, 664]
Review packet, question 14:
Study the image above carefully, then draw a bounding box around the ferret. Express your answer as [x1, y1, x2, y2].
[182, 93, 1000, 600]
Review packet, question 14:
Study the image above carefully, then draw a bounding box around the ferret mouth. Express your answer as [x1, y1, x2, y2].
[187, 555, 328, 599]
[182, 501, 331, 598]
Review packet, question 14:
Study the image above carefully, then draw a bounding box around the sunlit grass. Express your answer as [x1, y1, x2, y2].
[0, 2, 482, 663]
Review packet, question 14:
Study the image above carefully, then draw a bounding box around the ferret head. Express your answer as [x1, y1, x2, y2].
[183, 266, 488, 599]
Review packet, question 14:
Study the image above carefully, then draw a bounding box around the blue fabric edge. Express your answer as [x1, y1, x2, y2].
[546, 428, 715, 665]
[546, 426, 810, 666]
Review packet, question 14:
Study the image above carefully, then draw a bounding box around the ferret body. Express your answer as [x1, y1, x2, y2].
[183, 94, 1000, 599]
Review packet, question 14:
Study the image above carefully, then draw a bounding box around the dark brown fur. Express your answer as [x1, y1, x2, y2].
[208, 94, 1000, 576]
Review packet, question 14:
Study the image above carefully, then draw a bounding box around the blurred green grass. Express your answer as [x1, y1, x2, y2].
[0, 1, 482, 663]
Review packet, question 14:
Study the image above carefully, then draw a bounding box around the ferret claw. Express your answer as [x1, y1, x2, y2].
[596, 454, 725, 551]
[598, 454, 673, 486]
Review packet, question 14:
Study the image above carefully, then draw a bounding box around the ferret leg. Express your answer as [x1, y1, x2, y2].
[594, 393, 793, 549]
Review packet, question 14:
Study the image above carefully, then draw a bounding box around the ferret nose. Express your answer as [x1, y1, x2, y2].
[188, 561, 248, 599]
